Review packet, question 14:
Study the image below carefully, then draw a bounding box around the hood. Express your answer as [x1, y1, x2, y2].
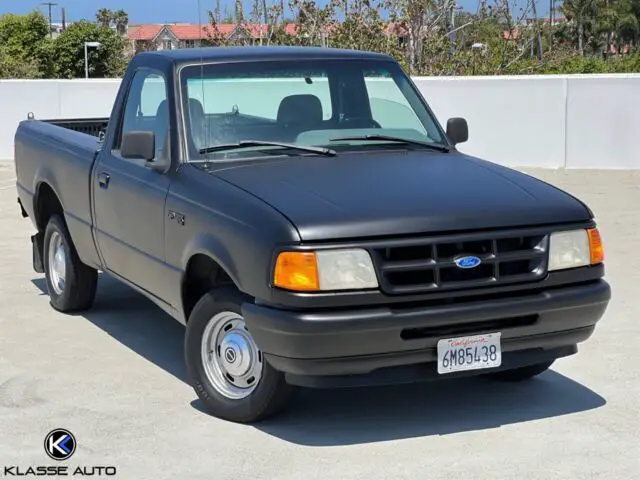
[213, 150, 591, 242]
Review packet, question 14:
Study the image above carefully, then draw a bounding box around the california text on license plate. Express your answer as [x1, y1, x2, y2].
[437, 332, 502, 374]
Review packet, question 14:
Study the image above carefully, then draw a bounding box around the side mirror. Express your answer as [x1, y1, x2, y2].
[121, 131, 155, 161]
[446, 117, 469, 145]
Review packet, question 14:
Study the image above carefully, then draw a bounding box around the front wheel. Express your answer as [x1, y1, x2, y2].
[486, 360, 554, 382]
[185, 287, 293, 423]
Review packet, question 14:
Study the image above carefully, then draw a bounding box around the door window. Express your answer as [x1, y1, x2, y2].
[117, 70, 168, 159]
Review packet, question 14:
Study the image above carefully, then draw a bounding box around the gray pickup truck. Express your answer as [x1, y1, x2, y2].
[14, 46, 611, 423]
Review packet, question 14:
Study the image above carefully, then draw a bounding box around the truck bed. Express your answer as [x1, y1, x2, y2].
[14, 119, 103, 270]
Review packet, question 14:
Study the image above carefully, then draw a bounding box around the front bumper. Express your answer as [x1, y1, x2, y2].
[242, 280, 610, 386]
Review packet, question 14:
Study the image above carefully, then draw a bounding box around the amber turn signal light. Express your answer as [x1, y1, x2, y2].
[587, 228, 604, 265]
[273, 251, 320, 291]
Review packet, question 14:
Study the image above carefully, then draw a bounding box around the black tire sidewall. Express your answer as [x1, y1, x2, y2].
[43, 215, 76, 310]
[185, 287, 290, 423]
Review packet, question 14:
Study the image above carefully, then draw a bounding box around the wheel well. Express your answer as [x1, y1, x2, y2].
[182, 254, 234, 321]
[35, 183, 63, 232]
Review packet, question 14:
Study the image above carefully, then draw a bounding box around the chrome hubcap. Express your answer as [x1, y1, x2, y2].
[201, 311, 263, 399]
[48, 231, 66, 295]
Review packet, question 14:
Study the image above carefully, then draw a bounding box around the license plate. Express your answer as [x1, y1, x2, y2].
[437, 332, 502, 374]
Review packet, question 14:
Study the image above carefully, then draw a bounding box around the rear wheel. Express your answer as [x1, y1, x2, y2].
[487, 360, 554, 382]
[185, 286, 293, 423]
[43, 214, 98, 312]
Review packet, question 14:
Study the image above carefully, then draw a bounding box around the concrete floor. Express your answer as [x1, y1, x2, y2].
[0, 165, 638, 479]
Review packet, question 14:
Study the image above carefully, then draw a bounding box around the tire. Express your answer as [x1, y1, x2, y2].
[487, 360, 554, 382]
[185, 286, 294, 423]
[43, 214, 98, 312]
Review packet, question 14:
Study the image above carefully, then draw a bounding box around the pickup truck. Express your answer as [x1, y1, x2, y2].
[14, 46, 611, 423]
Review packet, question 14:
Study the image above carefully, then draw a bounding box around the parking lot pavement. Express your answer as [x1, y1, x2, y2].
[0, 163, 638, 480]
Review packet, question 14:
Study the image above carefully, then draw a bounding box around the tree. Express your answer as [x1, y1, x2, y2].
[206, 7, 230, 46]
[53, 20, 127, 78]
[562, 0, 598, 54]
[385, 0, 438, 73]
[0, 11, 53, 78]
[112, 10, 129, 35]
[330, 0, 399, 55]
[96, 8, 112, 28]
[291, 0, 334, 46]
[235, 0, 245, 23]
[0, 46, 42, 78]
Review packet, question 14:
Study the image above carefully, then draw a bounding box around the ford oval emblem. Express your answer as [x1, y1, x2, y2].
[454, 255, 482, 269]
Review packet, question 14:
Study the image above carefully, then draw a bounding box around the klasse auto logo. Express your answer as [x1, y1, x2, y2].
[2, 429, 117, 477]
[44, 429, 76, 461]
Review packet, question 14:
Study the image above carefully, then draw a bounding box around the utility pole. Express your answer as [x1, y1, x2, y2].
[42, 2, 58, 38]
[531, 0, 543, 60]
[449, 0, 456, 53]
[548, 0, 554, 51]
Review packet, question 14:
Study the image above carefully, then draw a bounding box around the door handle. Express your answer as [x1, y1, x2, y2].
[98, 172, 110, 189]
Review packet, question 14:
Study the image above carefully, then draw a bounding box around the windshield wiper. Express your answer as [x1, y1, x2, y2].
[199, 140, 336, 157]
[329, 134, 451, 153]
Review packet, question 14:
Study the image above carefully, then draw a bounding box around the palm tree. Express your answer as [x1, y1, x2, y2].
[562, 0, 595, 55]
[235, 0, 244, 23]
[113, 10, 129, 35]
[606, 0, 639, 53]
[96, 8, 112, 28]
[561, 0, 597, 54]
[615, 12, 639, 50]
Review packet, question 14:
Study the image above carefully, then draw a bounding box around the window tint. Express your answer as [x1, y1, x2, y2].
[118, 71, 168, 159]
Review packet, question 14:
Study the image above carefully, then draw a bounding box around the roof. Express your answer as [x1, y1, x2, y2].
[503, 29, 522, 40]
[139, 45, 395, 63]
[128, 23, 301, 41]
[128, 24, 163, 40]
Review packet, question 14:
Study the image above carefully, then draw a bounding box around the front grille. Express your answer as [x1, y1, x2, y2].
[373, 230, 549, 294]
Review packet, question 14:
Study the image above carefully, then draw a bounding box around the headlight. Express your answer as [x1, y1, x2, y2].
[548, 228, 604, 271]
[273, 249, 379, 291]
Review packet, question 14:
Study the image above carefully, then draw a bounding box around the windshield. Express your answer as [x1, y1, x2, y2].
[178, 59, 448, 161]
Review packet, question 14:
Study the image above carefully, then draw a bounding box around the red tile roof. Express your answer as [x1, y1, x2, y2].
[128, 24, 163, 40]
[128, 23, 302, 42]
[503, 29, 522, 40]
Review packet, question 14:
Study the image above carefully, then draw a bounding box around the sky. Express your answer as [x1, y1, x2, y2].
[0, 0, 549, 24]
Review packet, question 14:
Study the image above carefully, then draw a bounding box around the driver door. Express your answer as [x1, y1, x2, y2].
[93, 69, 173, 301]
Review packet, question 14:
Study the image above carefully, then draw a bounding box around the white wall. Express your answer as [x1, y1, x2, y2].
[1, 74, 639, 169]
[414, 74, 640, 169]
[0, 79, 120, 161]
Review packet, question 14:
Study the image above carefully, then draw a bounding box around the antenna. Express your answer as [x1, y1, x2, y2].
[197, 0, 210, 165]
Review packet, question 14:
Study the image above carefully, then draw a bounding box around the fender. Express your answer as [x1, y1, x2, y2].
[32, 167, 60, 228]
[180, 233, 242, 289]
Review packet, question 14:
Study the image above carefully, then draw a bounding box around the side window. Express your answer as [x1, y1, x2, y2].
[118, 71, 168, 158]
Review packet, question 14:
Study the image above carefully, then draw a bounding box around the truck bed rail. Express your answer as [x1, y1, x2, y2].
[41, 118, 109, 138]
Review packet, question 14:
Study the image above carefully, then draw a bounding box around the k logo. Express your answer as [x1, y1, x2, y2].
[44, 429, 76, 461]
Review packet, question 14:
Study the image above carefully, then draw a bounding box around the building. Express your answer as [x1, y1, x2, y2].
[127, 22, 409, 53]
[127, 23, 300, 53]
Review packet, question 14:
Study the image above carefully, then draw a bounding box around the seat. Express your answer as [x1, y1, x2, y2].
[154, 99, 170, 159]
[277, 94, 323, 139]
